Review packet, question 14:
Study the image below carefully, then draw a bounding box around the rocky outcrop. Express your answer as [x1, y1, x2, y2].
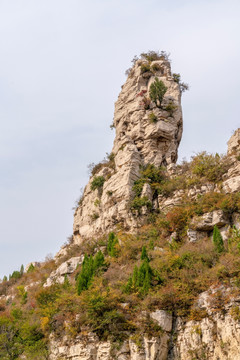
[49, 334, 170, 360]
[44, 256, 83, 287]
[227, 128, 240, 157]
[150, 310, 172, 332]
[190, 210, 229, 231]
[172, 286, 240, 360]
[48, 287, 240, 360]
[222, 162, 240, 193]
[73, 57, 183, 243]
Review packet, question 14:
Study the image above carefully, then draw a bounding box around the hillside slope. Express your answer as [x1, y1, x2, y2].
[0, 52, 240, 360]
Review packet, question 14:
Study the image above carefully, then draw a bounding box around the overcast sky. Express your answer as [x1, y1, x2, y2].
[0, 0, 239, 278]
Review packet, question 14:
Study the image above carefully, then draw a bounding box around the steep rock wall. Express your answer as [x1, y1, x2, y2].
[48, 286, 240, 360]
[73, 58, 183, 243]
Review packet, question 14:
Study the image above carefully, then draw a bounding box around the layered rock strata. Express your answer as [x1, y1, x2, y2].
[73, 58, 183, 242]
[49, 285, 240, 360]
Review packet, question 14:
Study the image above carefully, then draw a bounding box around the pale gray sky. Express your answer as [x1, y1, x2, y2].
[0, 0, 239, 278]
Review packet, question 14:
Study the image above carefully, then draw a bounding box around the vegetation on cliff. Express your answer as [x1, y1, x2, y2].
[0, 150, 240, 358]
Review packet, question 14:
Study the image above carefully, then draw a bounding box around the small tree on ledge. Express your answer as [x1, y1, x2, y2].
[149, 77, 167, 108]
[213, 225, 224, 253]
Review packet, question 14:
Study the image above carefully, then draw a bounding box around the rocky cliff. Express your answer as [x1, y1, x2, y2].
[1, 53, 240, 360]
[73, 54, 183, 243]
[48, 129, 240, 360]
[49, 285, 240, 360]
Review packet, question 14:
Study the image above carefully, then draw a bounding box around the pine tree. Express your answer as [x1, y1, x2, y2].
[132, 265, 139, 289]
[149, 77, 167, 108]
[213, 225, 224, 253]
[125, 250, 153, 295]
[141, 246, 149, 262]
[125, 277, 133, 294]
[93, 251, 105, 272]
[142, 268, 151, 294]
[27, 263, 35, 273]
[63, 274, 70, 289]
[20, 265, 24, 275]
[77, 252, 106, 295]
[107, 232, 119, 257]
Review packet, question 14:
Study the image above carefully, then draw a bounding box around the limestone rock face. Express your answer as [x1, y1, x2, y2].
[190, 210, 229, 231]
[150, 310, 172, 332]
[73, 58, 183, 242]
[49, 333, 170, 360]
[222, 129, 240, 193]
[172, 286, 240, 360]
[44, 256, 83, 287]
[227, 128, 240, 157]
[48, 287, 240, 360]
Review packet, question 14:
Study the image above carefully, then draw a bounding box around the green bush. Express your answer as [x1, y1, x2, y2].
[158, 175, 187, 197]
[140, 50, 170, 62]
[91, 212, 100, 220]
[88, 153, 115, 177]
[130, 197, 152, 212]
[173, 73, 181, 83]
[151, 63, 162, 73]
[190, 152, 229, 182]
[140, 63, 151, 74]
[141, 51, 161, 62]
[149, 77, 167, 108]
[148, 112, 158, 123]
[140, 164, 165, 184]
[140, 96, 151, 110]
[81, 287, 132, 341]
[132, 178, 145, 198]
[91, 176, 105, 191]
[0, 313, 47, 359]
[36, 285, 61, 314]
[131, 164, 165, 213]
[27, 263, 35, 273]
[172, 73, 189, 93]
[164, 101, 177, 116]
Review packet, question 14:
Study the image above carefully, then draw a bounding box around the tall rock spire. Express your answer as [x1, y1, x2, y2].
[73, 53, 183, 243]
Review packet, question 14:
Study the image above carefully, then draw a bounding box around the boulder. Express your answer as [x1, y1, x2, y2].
[44, 256, 83, 287]
[187, 229, 206, 243]
[190, 210, 229, 231]
[222, 175, 240, 193]
[150, 310, 172, 332]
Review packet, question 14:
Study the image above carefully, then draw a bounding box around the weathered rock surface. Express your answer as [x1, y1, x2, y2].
[73, 58, 183, 242]
[187, 229, 206, 243]
[150, 310, 172, 332]
[44, 256, 83, 287]
[48, 286, 240, 360]
[49, 333, 170, 360]
[228, 128, 240, 157]
[172, 286, 240, 360]
[190, 210, 229, 231]
[222, 166, 240, 192]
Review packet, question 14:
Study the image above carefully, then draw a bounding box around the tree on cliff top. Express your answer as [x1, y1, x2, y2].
[149, 77, 167, 108]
